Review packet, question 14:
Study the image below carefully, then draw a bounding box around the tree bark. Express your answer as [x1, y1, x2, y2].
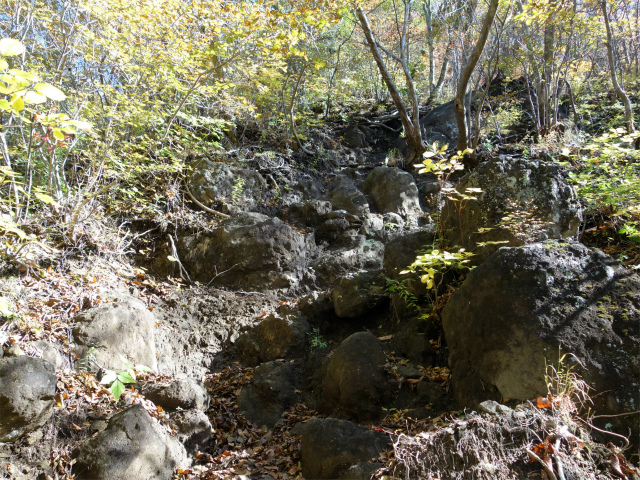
[454, 0, 500, 152]
[602, 0, 635, 132]
[356, 5, 426, 160]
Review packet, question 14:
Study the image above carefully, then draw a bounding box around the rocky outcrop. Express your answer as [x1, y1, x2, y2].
[363, 167, 422, 218]
[326, 175, 371, 217]
[322, 332, 389, 420]
[180, 212, 315, 292]
[72, 296, 158, 372]
[186, 159, 267, 213]
[0, 357, 56, 442]
[72, 404, 189, 480]
[443, 157, 582, 264]
[141, 378, 209, 411]
[441, 241, 639, 441]
[299, 417, 390, 479]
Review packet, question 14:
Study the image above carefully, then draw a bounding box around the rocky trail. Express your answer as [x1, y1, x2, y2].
[0, 110, 638, 480]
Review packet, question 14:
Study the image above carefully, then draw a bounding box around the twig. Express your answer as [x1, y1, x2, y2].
[576, 417, 630, 450]
[525, 448, 557, 480]
[168, 235, 191, 283]
[207, 263, 240, 286]
[182, 177, 230, 219]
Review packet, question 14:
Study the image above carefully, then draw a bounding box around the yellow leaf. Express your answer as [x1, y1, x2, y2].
[0, 38, 25, 57]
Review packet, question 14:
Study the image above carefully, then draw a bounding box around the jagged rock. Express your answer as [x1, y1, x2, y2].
[0, 357, 56, 442]
[322, 332, 389, 420]
[236, 313, 310, 367]
[72, 404, 189, 480]
[285, 200, 333, 227]
[315, 210, 362, 246]
[179, 212, 315, 292]
[442, 241, 639, 442]
[419, 99, 460, 146]
[339, 462, 384, 480]
[333, 270, 386, 318]
[299, 417, 390, 479]
[186, 159, 267, 212]
[443, 157, 582, 264]
[326, 176, 370, 217]
[72, 296, 158, 372]
[237, 361, 298, 428]
[141, 378, 209, 411]
[312, 236, 385, 287]
[388, 317, 439, 365]
[363, 167, 422, 219]
[171, 409, 212, 452]
[340, 125, 368, 149]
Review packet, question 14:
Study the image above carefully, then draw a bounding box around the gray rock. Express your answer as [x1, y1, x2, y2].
[442, 241, 639, 442]
[172, 409, 212, 452]
[72, 404, 189, 480]
[286, 200, 332, 227]
[333, 270, 386, 318]
[315, 210, 362, 246]
[339, 462, 384, 480]
[443, 157, 582, 264]
[72, 296, 158, 372]
[340, 125, 368, 149]
[141, 378, 209, 411]
[388, 317, 439, 366]
[312, 237, 385, 287]
[419, 99, 460, 146]
[237, 361, 298, 428]
[33, 340, 66, 369]
[237, 313, 310, 367]
[186, 159, 267, 211]
[300, 417, 390, 479]
[326, 176, 370, 217]
[180, 213, 315, 292]
[479, 400, 513, 416]
[363, 167, 422, 218]
[322, 332, 389, 420]
[0, 357, 56, 442]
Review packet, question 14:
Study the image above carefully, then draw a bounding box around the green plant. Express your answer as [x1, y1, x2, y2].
[384, 277, 418, 310]
[542, 348, 591, 418]
[307, 328, 327, 348]
[400, 248, 474, 290]
[231, 177, 246, 205]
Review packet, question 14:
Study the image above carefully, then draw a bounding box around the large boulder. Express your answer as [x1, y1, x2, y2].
[237, 361, 298, 428]
[72, 297, 158, 372]
[180, 212, 315, 292]
[72, 404, 189, 480]
[441, 241, 639, 441]
[363, 167, 422, 218]
[0, 357, 56, 442]
[299, 417, 390, 479]
[322, 332, 389, 420]
[326, 175, 370, 217]
[236, 312, 310, 367]
[443, 157, 582, 264]
[312, 236, 385, 287]
[186, 159, 267, 212]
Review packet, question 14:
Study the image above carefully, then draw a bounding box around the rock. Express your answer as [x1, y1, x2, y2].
[33, 340, 66, 369]
[333, 270, 386, 318]
[443, 157, 582, 264]
[326, 176, 370, 217]
[236, 313, 310, 367]
[285, 200, 332, 227]
[141, 378, 209, 411]
[419, 99, 460, 146]
[72, 296, 158, 372]
[186, 159, 267, 211]
[388, 317, 439, 365]
[479, 400, 513, 417]
[312, 237, 385, 287]
[72, 404, 189, 480]
[172, 409, 212, 452]
[340, 125, 368, 149]
[363, 167, 422, 218]
[0, 357, 56, 442]
[237, 361, 298, 428]
[339, 462, 384, 480]
[180, 213, 315, 292]
[441, 241, 639, 441]
[322, 332, 389, 420]
[315, 210, 362, 246]
[299, 417, 390, 479]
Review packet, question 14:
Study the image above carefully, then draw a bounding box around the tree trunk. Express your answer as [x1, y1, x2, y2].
[356, 5, 426, 160]
[602, 0, 635, 132]
[454, 0, 500, 152]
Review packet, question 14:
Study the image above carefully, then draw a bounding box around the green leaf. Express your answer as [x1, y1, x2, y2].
[52, 129, 65, 141]
[0, 59, 7, 70]
[0, 99, 10, 111]
[23, 91, 47, 105]
[117, 371, 136, 384]
[34, 192, 60, 207]
[34, 82, 66, 101]
[8, 68, 38, 81]
[100, 370, 117, 385]
[110, 379, 125, 402]
[0, 38, 25, 57]
[11, 95, 24, 112]
[167, 255, 177, 262]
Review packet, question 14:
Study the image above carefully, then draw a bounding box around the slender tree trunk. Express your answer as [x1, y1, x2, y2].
[454, 0, 500, 152]
[423, 0, 435, 94]
[427, 51, 449, 104]
[602, 0, 635, 132]
[356, 5, 426, 160]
